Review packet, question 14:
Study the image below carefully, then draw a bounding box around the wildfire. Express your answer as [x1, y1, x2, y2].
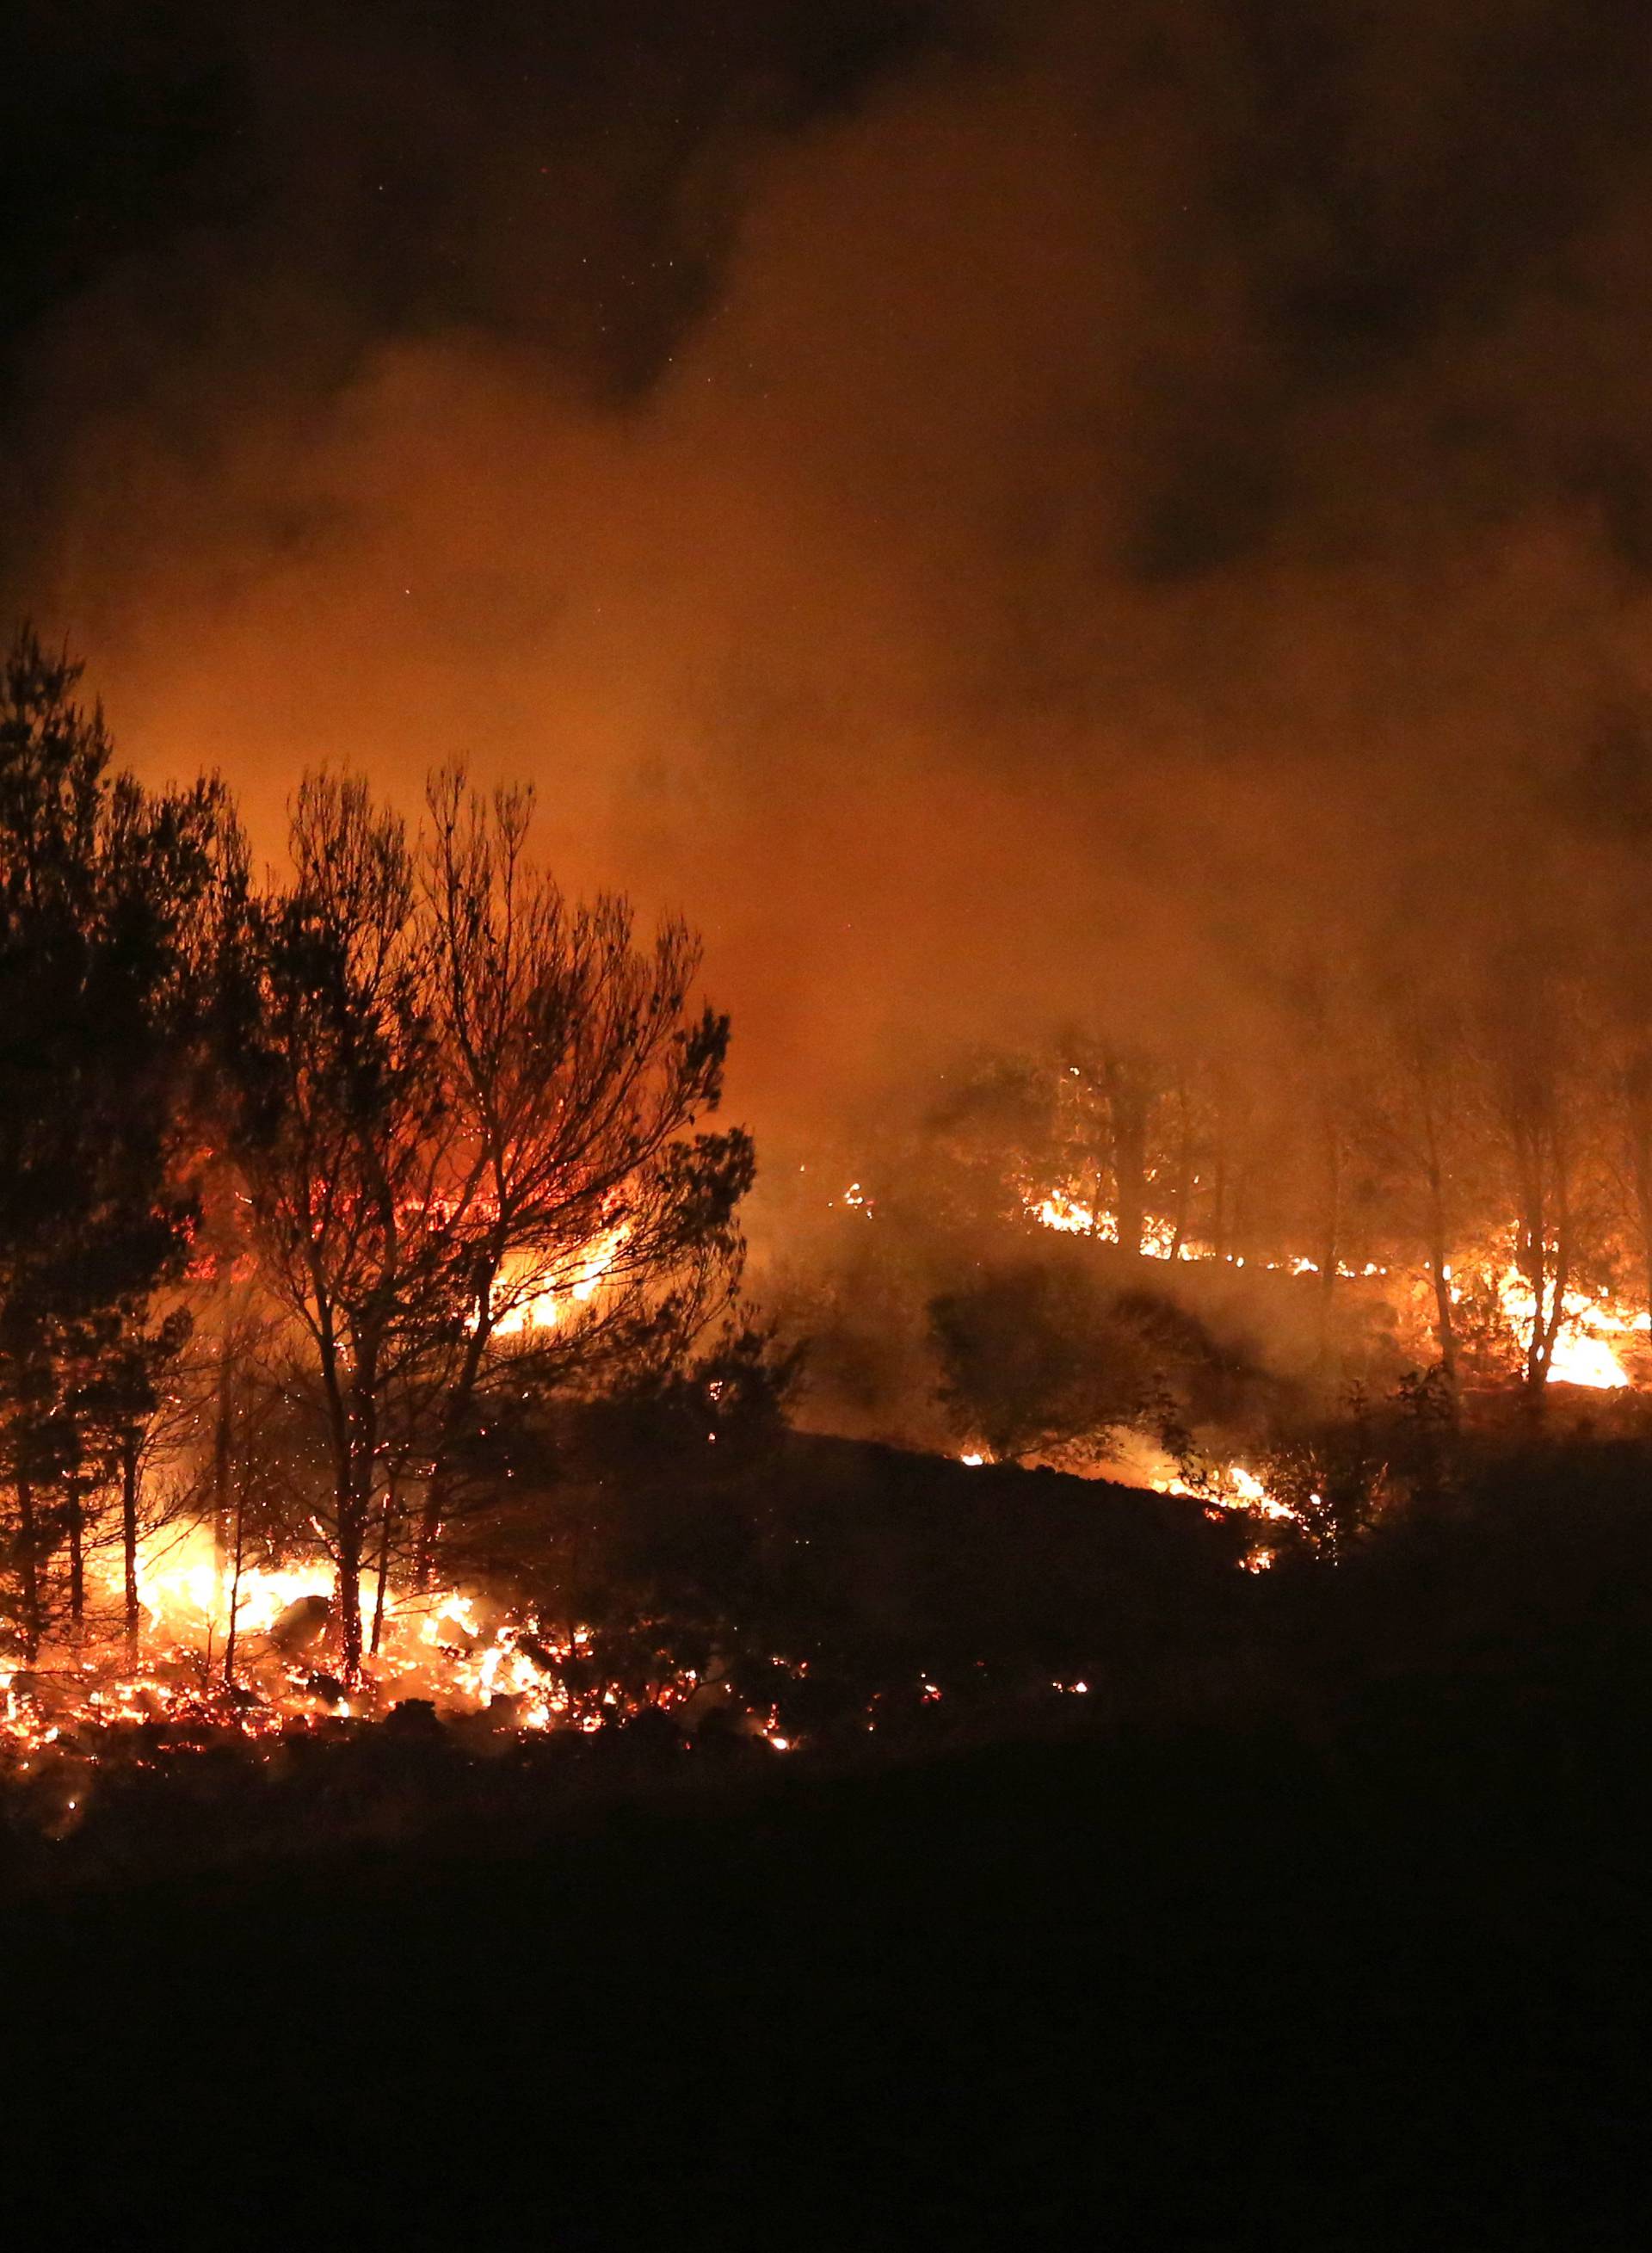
[491, 1225, 626, 1336]
[1025, 1183, 1645, 1391]
[1107, 1439, 1304, 1534]
[0, 1515, 697, 1766]
[1490, 1264, 1642, 1390]
[1223, 1465, 1297, 1521]
[116, 1522, 333, 1645]
[1031, 1189, 1109, 1238]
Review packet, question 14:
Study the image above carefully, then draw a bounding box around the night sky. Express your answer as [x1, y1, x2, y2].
[6, 1, 1652, 1143]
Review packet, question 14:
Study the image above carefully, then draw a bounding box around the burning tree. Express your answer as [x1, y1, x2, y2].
[222, 771, 752, 1680]
[1474, 947, 1611, 1405]
[405, 768, 752, 1584]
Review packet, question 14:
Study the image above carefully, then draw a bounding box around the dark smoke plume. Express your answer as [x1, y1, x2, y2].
[6, 0, 1652, 1190]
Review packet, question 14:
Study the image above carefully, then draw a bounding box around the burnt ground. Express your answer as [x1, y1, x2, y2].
[6, 1441, 1652, 2249]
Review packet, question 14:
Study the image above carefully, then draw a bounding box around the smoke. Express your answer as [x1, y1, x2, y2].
[9, 0, 1652, 1172]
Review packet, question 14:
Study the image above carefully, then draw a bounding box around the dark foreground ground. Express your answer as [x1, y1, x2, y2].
[8, 1441, 1652, 2249]
[6, 1695, 1649, 2250]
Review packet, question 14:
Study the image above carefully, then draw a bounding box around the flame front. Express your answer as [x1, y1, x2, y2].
[0, 1513, 701, 1765]
[1024, 1184, 1643, 1392]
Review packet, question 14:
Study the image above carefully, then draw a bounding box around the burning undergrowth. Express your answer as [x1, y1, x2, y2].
[0, 1565, 786, 1880]
[0, 1429, 1261, 1884]
[0, 1508, 782, 1797]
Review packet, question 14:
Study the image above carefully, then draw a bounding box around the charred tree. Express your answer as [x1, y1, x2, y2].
[65, 1466, 84, 1636]
[1102, 1052, 1153, 1259]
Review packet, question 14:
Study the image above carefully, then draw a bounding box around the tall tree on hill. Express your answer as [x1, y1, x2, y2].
[223, 775, 452, 1682]
[1475, 939, 1607, 1408]
[1101, 1051, 1155, 1260]
[225, 771, 753, 1676]
[1615, 1040, 1652, 1332]
[1277, 965, 1362, 1351]
[0, 627, 234, 1659]
[1051, 1038, 1162, 1255]
[1359, 962, 1495, 1398]
[407, 769, 752, 1584]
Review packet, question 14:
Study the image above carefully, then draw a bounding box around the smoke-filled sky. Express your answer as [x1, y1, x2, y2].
[6, 0, 1652, 1150]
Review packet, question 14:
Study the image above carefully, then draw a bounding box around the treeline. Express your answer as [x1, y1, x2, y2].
[770, 905, 1652, 1503]
[916, 943, 1652, 1404]
[0, 631, 753, 1676]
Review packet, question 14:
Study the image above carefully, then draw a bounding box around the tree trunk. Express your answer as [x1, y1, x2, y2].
[223, 1477, 245, 1688]
[1168, 1082, 1193, 1261]
[317, 1328, 370, 1682]
[370, 1482, 395, 1657]
[1536, 1199, 1572, 1396]
[1106, 1058, 1150, 1257]
[338, 1546, 363, 1681]
[337, 1473, 366, 1683]
[120, 1433, 141, 1667]
[412, 1472, 445, 1596]
[1428, 1253, 1458, 1393]
[66, 1473, 85, 1636]
[1513, 1116, 1565, 1415]
[1417, 1087, 1458, 1392]
[15, 1477, 40, 1664]
[211, 1337, 236, 1572]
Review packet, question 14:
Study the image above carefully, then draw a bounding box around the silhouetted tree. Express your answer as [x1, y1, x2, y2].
[406, 769, 753, 1585]
[1475, 947, 1605, 1407]
[0, 627, 231, 1660]
[224, 775, 454, 1680]
[225, 771, 753, 1677]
